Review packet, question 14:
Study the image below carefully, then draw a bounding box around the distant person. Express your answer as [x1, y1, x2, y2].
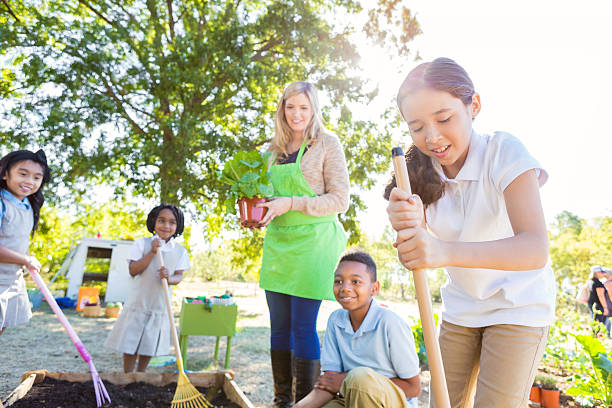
[386, 57, 556, 406]
[603, 268, 612, 336]
[294, 250, 421, 408]
[588, 265, 609, 328]
[0, 150, 51, 336]
[257, 81, 349, 407]
[104, 204, 189, 372]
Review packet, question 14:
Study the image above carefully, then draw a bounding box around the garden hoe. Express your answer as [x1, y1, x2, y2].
[157, 250, 212, 408]
[392, 147, 451, 408]
[28, 268, 111, 407]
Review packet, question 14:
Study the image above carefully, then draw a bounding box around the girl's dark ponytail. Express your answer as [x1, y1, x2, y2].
[385, 57, 475, 207]
[0, 149, 52, 234]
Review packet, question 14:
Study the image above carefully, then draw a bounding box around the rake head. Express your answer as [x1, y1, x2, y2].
[171, 372, 213, 408]
[88, 361, 111, 407]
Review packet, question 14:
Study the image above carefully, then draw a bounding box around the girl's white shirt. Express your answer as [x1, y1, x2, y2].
[426, 131, 556, 327]
[127, 235, 190, 271]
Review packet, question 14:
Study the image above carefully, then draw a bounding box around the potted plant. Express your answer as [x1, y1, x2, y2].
[219, 150, 275, 228]
[530, 374, 543, 404]
[538, 374, 559, 408]
[104, 301, 122, 318]
[82, 296, 101, 317]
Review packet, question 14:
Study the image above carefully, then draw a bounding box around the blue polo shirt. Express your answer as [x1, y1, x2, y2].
[0, 189, 31, 228]
[321, 298, 420, 380]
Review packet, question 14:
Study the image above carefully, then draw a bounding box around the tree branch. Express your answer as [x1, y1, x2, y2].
[1, 0, 20, 22]
[251, 38, 282, 62]
[166, 0, 175, 40]
[77, 0, 114, 25]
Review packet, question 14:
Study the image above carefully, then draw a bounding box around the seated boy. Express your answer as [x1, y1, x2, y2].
[295, 249, 421, 408]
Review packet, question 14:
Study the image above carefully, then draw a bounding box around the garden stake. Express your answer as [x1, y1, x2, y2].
[157, 251, 212, 408]
[392, 147, 451, 408]
[29, 269, 111, 407]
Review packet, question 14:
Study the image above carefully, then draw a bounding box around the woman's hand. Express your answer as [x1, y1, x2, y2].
[158, 266, 170, 280]
[257, 197, 292, 227]
[386, 188, 425, 231]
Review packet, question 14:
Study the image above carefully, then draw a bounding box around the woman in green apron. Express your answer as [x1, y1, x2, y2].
[257, 81, 349, 407]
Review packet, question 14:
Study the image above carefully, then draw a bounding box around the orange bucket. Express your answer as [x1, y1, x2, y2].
[76, 287, 100, 311]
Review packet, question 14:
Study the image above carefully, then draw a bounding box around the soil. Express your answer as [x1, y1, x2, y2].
[9, 377, 240, 408]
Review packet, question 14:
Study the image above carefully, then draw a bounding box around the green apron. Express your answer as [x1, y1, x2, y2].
[259, 139, 348, 300]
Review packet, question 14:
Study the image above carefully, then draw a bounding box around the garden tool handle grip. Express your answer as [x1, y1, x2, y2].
[157, 251, 186, 372]
[392, 148, 451, 408]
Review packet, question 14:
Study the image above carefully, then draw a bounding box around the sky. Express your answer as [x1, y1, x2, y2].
[351, 0, 612, 239]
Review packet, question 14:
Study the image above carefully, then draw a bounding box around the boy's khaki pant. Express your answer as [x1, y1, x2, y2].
[430, 321, 549, 408]
[322, 367, 409, 408]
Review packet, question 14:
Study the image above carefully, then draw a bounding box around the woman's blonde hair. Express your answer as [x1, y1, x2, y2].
[270, 81, 327, 157]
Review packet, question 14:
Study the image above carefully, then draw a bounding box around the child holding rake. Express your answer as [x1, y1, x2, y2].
[105, 203, 189, 373]
[0, 150, 51, 336]
[385, 58, 555, 407]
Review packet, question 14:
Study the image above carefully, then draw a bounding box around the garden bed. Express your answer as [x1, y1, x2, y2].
[4, 370, 254, 408]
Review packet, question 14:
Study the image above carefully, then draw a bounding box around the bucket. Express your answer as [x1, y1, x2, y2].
[76, 287, 100, 311]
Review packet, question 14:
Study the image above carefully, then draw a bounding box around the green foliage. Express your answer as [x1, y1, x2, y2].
[566, 334, 612, 406]
[534, 374, 558, 390]
[549, 212, 612, 286]
[411, 318, 427, 366]
[219, 150, 274, 213]
[0, 0, 421, 247]
[408, 314, 439, 367]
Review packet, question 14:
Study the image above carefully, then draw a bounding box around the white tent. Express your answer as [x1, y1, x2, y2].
[63, 237, 134, 303]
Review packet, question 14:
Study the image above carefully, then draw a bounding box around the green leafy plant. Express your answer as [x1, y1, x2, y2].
[566, 334, 612, 406]
[410, 314, 439, 367]
[219, 150, 275, 214]
[535, 374, 558, 390]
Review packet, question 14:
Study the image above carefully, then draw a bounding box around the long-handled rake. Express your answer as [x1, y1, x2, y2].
[29, 269, 111, 407]
[157, 250, 212, 408]
[392, 147, 451, 408]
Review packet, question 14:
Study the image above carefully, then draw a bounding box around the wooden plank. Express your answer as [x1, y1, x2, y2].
[7, 370, 250, 406]
[222, 372, 256, 408]
[3, 374, 36, 407]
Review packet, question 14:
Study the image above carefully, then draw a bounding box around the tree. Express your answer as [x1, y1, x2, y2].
[0, 0, 420, 243]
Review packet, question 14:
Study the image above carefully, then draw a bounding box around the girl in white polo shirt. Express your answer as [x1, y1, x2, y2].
[385, 57, 555, 407]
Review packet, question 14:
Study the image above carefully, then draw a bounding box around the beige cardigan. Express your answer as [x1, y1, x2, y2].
[268, 132, 350, 217]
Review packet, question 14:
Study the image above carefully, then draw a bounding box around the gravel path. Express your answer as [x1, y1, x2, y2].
[0, 280, 431, 407]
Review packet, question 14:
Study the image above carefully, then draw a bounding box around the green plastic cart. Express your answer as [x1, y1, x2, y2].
[178, 299, 238, 369]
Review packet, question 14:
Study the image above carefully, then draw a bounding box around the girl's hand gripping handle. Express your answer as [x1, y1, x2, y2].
[156, 251, 186, 373]
[391, 147, 450, 408]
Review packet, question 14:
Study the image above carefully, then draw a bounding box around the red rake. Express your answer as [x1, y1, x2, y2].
[29, 270, 111, 407]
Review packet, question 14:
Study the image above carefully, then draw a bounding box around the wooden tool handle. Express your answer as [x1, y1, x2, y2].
[392, 147, 451, 408]
[157, 250, 186, 373]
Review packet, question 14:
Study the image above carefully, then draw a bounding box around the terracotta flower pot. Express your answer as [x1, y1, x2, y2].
[540, 388, 559, 408]
[238, 197, 268, 228]
[529, 385, 542, 403]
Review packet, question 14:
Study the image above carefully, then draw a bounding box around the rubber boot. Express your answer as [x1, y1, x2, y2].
[293, 356, 321, 404]
[271, 349, 293, 408]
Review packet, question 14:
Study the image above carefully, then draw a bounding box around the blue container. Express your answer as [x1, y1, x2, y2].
[27, 289, 44, 308]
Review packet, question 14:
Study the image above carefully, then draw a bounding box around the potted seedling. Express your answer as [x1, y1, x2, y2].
[530, 374, 543, 404]
[104, 301, 122, 318]
[82, 295, 101, 317]
[219, 150, 275, 228]
[538, 374, 560, 408]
